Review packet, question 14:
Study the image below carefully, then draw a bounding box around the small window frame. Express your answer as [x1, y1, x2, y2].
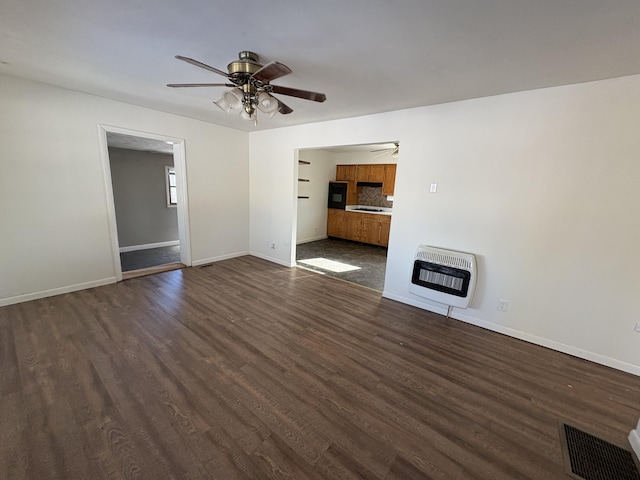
[165, 166, 177, 207]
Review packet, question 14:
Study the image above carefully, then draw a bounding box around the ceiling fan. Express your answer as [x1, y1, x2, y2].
[167, 51, 326, 123]
[372, 142, 399, 159]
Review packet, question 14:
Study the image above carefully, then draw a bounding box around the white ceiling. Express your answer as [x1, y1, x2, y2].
[2, 0, 639, 132]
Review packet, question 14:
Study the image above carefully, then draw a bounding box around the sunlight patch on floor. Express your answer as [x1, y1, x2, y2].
[298, 258, 361, 273]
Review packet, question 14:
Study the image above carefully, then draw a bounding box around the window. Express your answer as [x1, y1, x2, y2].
[166, 166, 177, 207]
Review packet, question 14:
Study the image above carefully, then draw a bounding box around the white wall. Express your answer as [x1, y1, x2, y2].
[0, 74, 249, 305]
[295, 149, 336, 244]
[249, 74, 640, 375]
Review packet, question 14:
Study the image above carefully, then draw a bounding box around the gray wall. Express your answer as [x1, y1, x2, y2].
[108, 147, 178, 248]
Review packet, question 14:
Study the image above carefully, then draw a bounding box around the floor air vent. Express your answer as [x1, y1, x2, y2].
[561, 424, 640, 480]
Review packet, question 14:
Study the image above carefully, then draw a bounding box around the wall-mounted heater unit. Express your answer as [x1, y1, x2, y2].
[409, 246, 477, 309]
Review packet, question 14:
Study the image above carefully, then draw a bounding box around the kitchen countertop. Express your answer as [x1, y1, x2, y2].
[345, 205, 392, 216]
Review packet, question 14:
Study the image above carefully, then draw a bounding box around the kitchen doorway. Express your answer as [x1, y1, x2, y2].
[293, 142, 398, 291]
[98, 126, 191, 281]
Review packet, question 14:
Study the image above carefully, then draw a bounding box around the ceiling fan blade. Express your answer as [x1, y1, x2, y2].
[270, 85, 326, 102]
[175, 55, 229, 78]
[167, 83, 234, 88]
[252, 61, 292, 83]
[371, 142, 399, 153]
[276, 99, 293, 115]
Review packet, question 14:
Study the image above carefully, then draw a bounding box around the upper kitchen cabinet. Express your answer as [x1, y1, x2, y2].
[355, 165, 370, 183]
[355, 164, 386, 183]
[335, 163, 396, 197]
[368, 165, 385, 183]
[382, 164, 397, 196]
[336, 164, 356, 181]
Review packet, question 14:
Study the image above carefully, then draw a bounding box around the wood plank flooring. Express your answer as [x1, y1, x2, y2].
[1, 255, 639, 479]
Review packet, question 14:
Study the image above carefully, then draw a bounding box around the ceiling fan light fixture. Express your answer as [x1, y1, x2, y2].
[223, 88, 243, 110]
[214, 87, 243, 112]
[257, 92, 278, 114]
[214, 96, 231, 112]
[240, 107, 254, 121]
[170, 52, 326, 123]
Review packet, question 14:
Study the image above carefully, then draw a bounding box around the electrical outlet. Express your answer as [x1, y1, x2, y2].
[634, 322, 640, 333]
[429, 183, 438, 193]
[498, 299, 509, 312]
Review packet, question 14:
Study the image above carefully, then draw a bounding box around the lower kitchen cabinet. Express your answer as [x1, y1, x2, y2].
[327, 208, 347, 238]
[379, 217, 391, 246]
[327, 209, 391, 247]
[365, 214, 391, 247]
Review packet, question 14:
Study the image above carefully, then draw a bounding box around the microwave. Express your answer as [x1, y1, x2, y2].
[328, 182, 348, 209]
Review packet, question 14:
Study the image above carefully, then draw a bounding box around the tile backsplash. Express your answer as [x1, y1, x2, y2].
[358, 186, 393, 208]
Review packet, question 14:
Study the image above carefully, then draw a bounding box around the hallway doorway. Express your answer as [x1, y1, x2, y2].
[99, 126, 191, 280]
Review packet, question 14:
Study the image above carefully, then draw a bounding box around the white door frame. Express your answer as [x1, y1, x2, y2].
[97, 124, 192, 281]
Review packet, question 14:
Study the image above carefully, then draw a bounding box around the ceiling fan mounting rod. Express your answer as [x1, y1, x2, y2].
[228, 51, 262, 78]
[238, 51, 259, 62]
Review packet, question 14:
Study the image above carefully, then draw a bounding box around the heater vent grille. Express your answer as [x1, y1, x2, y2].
[415, 250, 473, 270]
[418, 269, 465, 292]
[409, 246, 477, 309]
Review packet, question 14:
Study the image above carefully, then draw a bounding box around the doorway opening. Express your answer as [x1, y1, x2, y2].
[293, 142, 398, 291]
[98, 126, 191, 281]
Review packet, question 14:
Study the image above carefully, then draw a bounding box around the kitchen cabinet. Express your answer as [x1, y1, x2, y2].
[328, 210, 391, 247]
[346, 212, 363, 241]
[379, 216, 391, 245]
[355, 165, 370, 184]
[327, 209, 347, 239]
[336, 164, 356, 182]
[338, 163, 395, 188]
[366, 214, 390, 245]
[335, 165, 357, 204]
[355, 164, 385, 183]
[382, 164, 396, 196]
[346, 184, 358, 205]
[368, 165, 385, 183]
[361, 214, 380, 245]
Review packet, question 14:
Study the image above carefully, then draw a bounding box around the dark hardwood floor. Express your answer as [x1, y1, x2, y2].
[1, 255, 638, 479]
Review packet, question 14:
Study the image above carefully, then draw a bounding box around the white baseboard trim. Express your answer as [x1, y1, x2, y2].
[191, 251, 250, 267]
[296, 235, 328, 245]
[382, 291, 640, 378]
[382, 291, 450, 316]
[249, 252, 294, 268]
[0, 277, 117, 307]
[119, 240, 179, 253]
[629, 425, 640, 462]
